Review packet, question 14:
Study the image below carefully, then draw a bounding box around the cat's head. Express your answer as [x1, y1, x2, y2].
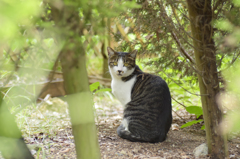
[107, 47, 137, 78]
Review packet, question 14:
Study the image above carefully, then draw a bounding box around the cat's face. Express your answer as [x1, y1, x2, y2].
[107, 47, 137, 78]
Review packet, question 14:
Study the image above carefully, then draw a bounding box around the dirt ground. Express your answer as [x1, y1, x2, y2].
[28, 120, 240, 159]
[1, 96, 240, 159]
[25, 96, 240, 159]
[97, 121, 240, 159]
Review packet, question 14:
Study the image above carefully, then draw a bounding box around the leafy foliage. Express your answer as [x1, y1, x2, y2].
[1, 0, 240, 141]
[109, 0, 240, 130]
[0, 0, 40, 42]
[186, 106, 203, 118]
[90, 82, 112, 94]
[213, 0, 240, 135]
[181, 119, 203, 129]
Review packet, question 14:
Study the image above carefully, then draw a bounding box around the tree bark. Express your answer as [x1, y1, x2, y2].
[0, 92, 34, 159]
[50, 2, 101, 158]
[60, 48, 101, 159]
[101, 18, 111, 79]
[102, 42, 111, 78]
[186, 0, 228, 158]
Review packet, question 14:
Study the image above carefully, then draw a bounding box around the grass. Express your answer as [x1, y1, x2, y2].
[0, 92, 117, 159]
[15, 97, 71, 138]
[0, 51, 204, 158]
[13, 91, 118, 138]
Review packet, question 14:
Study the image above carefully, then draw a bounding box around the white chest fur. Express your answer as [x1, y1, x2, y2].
[111, 76, 136, 106]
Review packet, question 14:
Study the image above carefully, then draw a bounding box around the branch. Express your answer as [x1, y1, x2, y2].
[38, 51, 62, 99]
[156, 0, 196, 65]
[171, 96, 186, 108]
[171, 31, 195, 64]
[156, 68, 209, 96]
[83, 29, 102, 56]
[213, 0, 224, 11]
[116, 22, 130, 43]
[218, 51, 240, 73]
[3, 51, 22, 87]
[169, 3, 203, 49]
[172, 109, 186, 121]
[127, 18, 144, 46]
[156, 0, 205, 75]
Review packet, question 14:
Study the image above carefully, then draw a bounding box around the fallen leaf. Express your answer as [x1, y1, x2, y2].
[60, 148, 70, 153]
[171, 123, 179, 131]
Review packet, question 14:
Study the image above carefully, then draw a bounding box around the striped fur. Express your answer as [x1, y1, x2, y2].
[107, 47, 172, 143]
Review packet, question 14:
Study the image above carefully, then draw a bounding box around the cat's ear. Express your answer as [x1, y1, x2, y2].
[129, 50, 138, 59]
[107, 47, 115, 57]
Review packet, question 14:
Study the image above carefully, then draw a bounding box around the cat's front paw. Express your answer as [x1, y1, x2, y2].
[117, 124, 130, 137]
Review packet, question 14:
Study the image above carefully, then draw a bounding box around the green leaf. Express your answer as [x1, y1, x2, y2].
[201, 125, 205, 130]
[215, 20, 234, 31]
[178, 96, 190, 100]
[196, 114, 202, 119]
[168, 83, 179, 88]
[95, 88, 112, 94]
[89, 82, 100, 92]
[186, 106, 203, 116]
[233, 0, 240, 7]
[181, 119, 203, 128]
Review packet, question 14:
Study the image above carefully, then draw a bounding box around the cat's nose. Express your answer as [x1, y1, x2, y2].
[118, 70, 123, 74]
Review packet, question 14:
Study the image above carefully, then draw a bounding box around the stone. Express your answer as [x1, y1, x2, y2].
[193, 143, 208, 158]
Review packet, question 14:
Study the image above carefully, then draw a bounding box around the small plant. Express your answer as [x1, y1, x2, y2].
[89, 82, 111, 94]
[181, 106, 204, 129]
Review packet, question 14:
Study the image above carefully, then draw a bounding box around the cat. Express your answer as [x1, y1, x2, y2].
[107, 47, 172, 143]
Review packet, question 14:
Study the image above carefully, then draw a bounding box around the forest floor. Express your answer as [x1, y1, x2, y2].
[1, 94, 240, 159]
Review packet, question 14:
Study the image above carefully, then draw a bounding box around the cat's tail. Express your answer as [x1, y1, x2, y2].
[117, 124, 167, 143]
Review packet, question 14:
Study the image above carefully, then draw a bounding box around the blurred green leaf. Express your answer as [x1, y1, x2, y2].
[215, 20, 233, 31]
[186, 106, 203, 117]
[89, 82, 100, 92]
[181, 119, 203, 128]
[233, 0, 240, 7]
[0, 0, 40, 43]
[223, 62, 240, 94]
[95, 88, 112, 94]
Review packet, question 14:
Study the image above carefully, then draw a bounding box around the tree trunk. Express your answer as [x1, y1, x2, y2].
[186, 0, 228, 158]
[50, 2, 101, 158]
[102, 42, 111, 78]
[0, 92, 34, 159]
[60, 48, 101, 159]
[101, 18, 111, 79]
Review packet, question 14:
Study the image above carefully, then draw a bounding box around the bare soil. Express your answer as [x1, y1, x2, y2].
[2, 96, 239, 159]
[26, 117, 240, 159]
[26, 97, 240, 159]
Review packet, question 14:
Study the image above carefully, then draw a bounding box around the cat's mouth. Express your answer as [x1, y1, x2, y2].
[117, 70, 124, 76]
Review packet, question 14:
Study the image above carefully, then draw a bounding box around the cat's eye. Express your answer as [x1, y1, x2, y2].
[113, 62, 118, 66]
[124, 63, 129, 67]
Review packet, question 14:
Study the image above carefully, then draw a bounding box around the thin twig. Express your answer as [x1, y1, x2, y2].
[218, 51, 240, 73]
[169, 3, 203, 47]
[156, 68, 209, 96]
[156, 0, 205, 76]
[213, 0, 224, 11]
[171, 31, 195, 64]
[172, 109, 186, 121]
[171, 96, 186, 108]
[156, 0, 197, 64]
[37, 51, 62, 99]
[3, 51, 22, 87]
[12, 52, 62, 115]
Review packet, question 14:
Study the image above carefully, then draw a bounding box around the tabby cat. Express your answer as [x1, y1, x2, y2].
[107, 47, 172, 143]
